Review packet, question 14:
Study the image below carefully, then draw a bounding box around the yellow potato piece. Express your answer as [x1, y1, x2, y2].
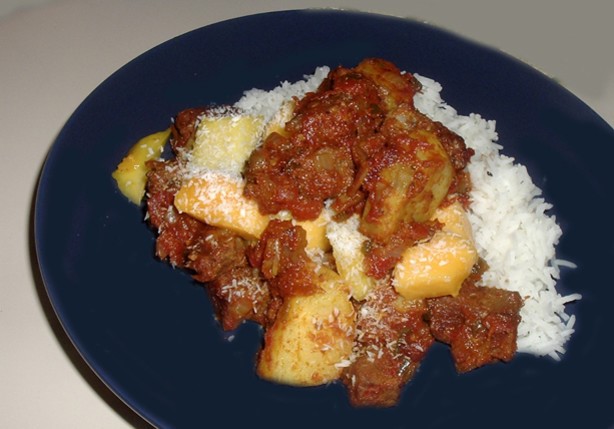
[257, 268, 355, 386]
[174, 173, 269, 240]
[112, 129, 170, 204]
[296, 211, 331, 252]
[174, 174, 332, 250]
[191, 114, 263, 176]
[393, 202, 478, 300]
[326, 215, 375, 301]
[432, 200, 475, 240]
[393, 233, 478, 300]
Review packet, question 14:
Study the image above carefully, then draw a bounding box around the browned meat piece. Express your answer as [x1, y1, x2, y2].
[145, 160, 181, 229]
[343, 352, 410, 408]
[342, 284, 434, 407]
[169, 107, 207, 152]
[247, 220, 318, 298]
[426, 280, 523, 373]
[244, 132, 356, 220]
[208, 266, 270, 330]
[183, 228, 249, 284]
[146, 159, 202, 267]
[243, 65, 383, 221]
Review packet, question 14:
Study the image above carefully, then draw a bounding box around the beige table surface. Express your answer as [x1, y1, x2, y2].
[1, 0, 612, 427]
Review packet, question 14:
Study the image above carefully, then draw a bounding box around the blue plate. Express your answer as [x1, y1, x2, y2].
[35, 9, 614, 429]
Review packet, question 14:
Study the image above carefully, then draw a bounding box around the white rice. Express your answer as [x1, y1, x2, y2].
[235, 66, 330, 122]
[413, 74, 581, 359]
[232, 66, 580, 360]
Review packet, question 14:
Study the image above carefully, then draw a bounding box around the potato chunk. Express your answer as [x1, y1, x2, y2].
[326, 214, 375, 301]
[112, 129, 170, 204]
[393, 202, 478, 300]
[174, 172, 269, 240]
[432, 200, 474, 239]
[190, 114, 263, 176]
[257, 268, 355, 386]
[174, 175, 333, 252]
[296, 211, 331, 252]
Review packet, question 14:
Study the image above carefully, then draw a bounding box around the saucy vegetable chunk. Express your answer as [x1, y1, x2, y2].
[359, 108, 454, 244]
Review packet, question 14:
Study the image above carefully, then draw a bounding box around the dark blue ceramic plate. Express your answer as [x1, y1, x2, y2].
[35, 9, 614, 429]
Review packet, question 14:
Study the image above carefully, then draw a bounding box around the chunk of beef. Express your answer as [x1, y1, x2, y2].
[342, 284, 434, 407]
[208, 266, 270, 330]
[169, 107, 207, 152]
[247, 219, 318, 298]
[426, 280, 523, 373]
